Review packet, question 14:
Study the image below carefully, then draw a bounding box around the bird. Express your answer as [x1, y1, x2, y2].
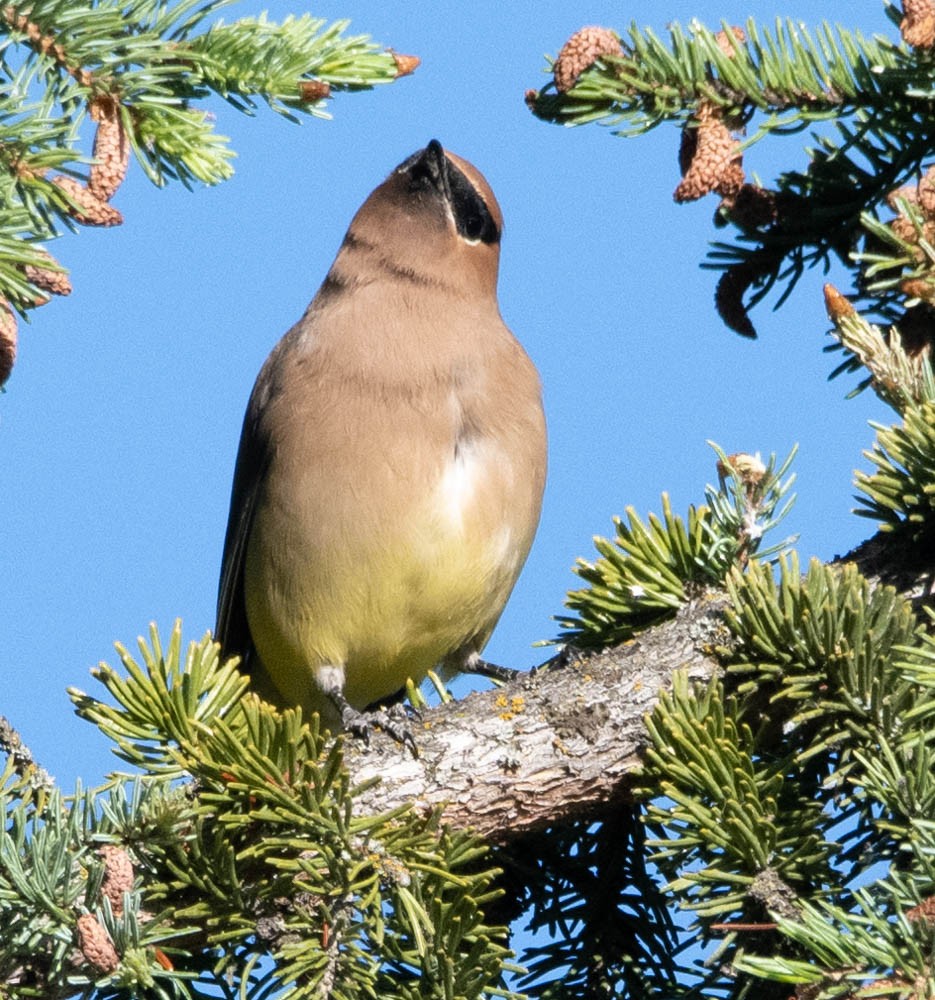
[215, 139, 547, 738]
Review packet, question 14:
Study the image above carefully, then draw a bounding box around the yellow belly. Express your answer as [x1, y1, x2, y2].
[243, 447, 529, 722]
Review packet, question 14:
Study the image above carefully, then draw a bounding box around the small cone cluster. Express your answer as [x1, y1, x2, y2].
[552, 26, 623, 93]
[2, 96, 131, 386]
[52, 98, 128, 227]
[721, 183, 779, 230]
[674, 100, 745, 202]
[298, 79, 331, 102]
[674, 30, 747, 204]
[886, 166, 935, 286]
[714, 25, 747, 57]
[71, 847, 136, 976]
[667, 24, 781, 336]
[717, 452, 766, 493]
[24, 248, 73, 301]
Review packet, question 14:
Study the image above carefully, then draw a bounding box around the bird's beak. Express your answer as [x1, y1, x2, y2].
[398, 139, 451, 199]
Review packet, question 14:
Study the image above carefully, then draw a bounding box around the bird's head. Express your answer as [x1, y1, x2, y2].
[346, 140, 504, 296]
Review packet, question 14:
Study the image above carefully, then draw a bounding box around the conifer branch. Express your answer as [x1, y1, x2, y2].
[526, 7, 935, 343]
[0, 1, 418, 387]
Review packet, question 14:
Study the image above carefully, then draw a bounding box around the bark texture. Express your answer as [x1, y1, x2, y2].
[344, 532, 935, 845]
[345, 597, 726, 843]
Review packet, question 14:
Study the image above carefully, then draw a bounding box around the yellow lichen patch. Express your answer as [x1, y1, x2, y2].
[496, 693, 526, 720]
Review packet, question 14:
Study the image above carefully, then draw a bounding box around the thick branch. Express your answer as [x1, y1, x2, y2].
[344, 530, 935, 846]
[344, 599, 724, 844]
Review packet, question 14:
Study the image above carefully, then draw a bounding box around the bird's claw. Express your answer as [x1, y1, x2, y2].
[340, 702, 419, 757]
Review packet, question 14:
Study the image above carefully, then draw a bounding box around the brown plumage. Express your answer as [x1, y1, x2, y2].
[216, 141, 547, 734]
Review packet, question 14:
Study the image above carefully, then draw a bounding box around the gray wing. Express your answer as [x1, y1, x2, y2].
[215, 359, 277, 671]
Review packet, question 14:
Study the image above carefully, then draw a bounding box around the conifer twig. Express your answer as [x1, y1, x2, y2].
[0, 713, 54, 793]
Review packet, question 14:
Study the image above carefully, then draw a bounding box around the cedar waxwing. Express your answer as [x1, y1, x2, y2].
[215, 140, 547, 735]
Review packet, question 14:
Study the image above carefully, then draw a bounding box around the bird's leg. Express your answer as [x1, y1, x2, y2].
[461, 650, 520, 684]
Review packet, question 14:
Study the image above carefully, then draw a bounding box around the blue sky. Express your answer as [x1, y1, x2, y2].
[4, 1, 893, 788]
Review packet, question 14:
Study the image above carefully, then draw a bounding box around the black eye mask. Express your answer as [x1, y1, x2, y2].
[398, 141, 500, 245]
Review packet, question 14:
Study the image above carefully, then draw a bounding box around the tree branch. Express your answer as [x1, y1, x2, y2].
[344, 598, 725, 844]
[343, 529, 935, 846]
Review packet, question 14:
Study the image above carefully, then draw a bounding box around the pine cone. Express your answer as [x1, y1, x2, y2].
[99, 845, 134, 916]
[53, 176, 123, 227]
[891, 213, 921, 245]
[553, 26, 622, 93]
[76, 913, 119, 974]
[675, 101, 744, 202]
[901, 0, 935, 47]
[88, 100, 129, 203]
[23, 249, 72, 298]
[0, 301, 16, 387]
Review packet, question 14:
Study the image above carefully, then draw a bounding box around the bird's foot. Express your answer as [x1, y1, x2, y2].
[333, 694, 419, 757]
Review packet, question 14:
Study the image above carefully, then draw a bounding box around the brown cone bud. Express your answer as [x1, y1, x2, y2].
[901, 0, 935, 47]
[714, 26, 747, 57]
[88, 100, 129, 203]
[76, 913, 119, 974]
[715, 263, 758, 338]
[823, 283, 855, 321]
[901, 277, 935, 302]
[99, 845, 134, 916]
[907, 896, 935, 924]
[718, 452, 767, 488]
[675, 101, 744, 202]
[53, 176, 123, 227]
[553, 26, 623, 93]
[0, 301, 16, 387]
[298, 79, 331, 102]
[391, 52, 420, 77]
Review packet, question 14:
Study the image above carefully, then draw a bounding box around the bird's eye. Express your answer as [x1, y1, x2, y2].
[451, 185, 499, 245]
[462, 211, 485, 241]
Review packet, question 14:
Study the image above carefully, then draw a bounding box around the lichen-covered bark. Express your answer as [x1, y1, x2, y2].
[346, 598, 726, 843]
